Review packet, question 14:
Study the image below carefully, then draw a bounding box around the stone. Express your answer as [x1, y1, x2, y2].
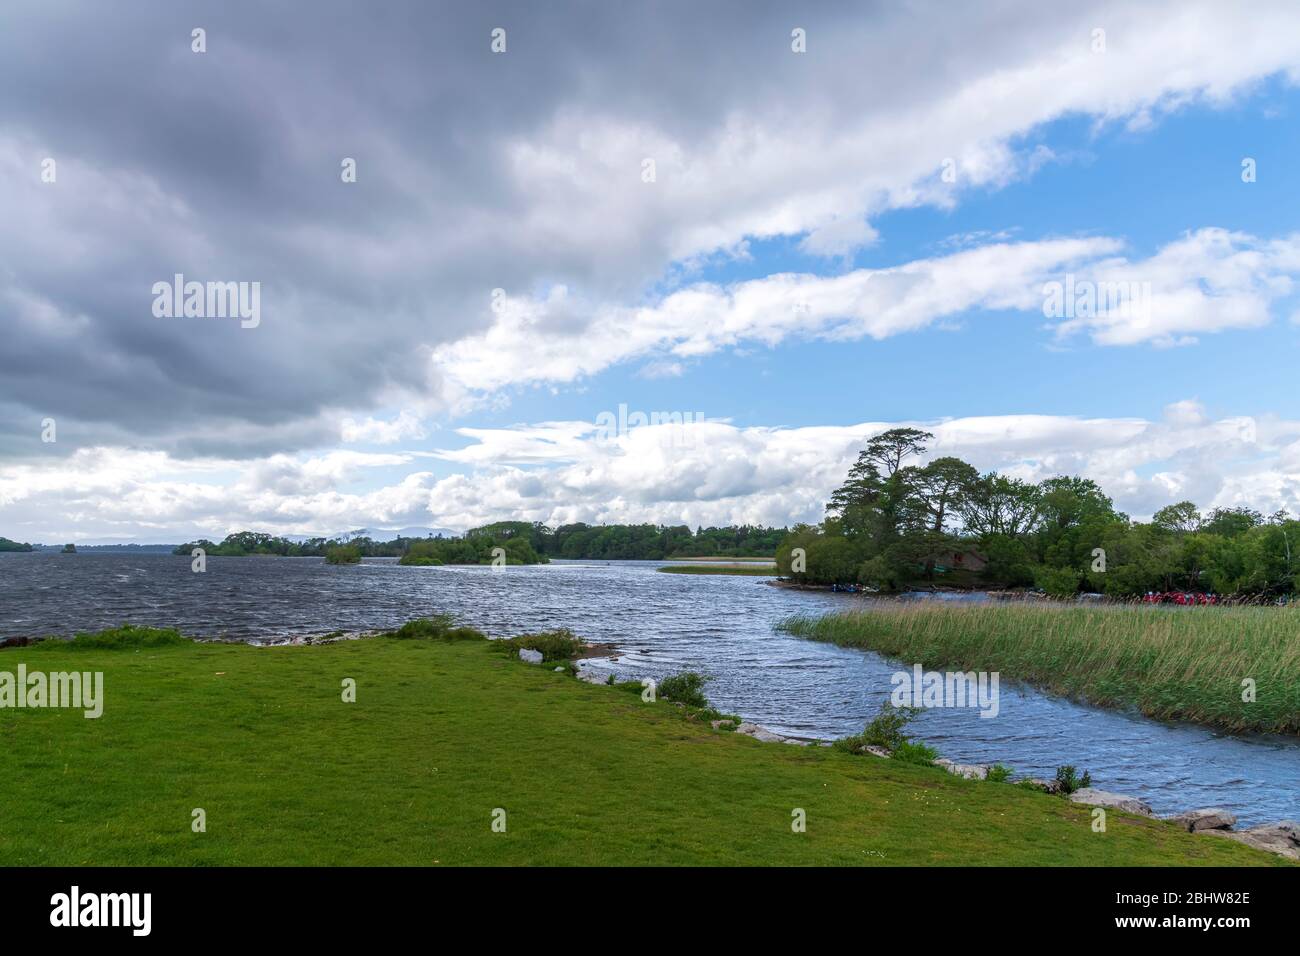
[710, 719, 736, 730]
[518, 648, 543, 664]
[734, 722, 788, 743]
[862, 745, 891, 758]
[934, 758, 989, 780]
[1167, 807, 1236, 832]
[1067, 788, 1154, 816]
[553, 666, 565, 672]
[1204, 820, 1300, 860]
[1023, 777, 1064, 794]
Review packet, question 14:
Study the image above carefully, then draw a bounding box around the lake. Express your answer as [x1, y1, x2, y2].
[2, 551, 1297, 826]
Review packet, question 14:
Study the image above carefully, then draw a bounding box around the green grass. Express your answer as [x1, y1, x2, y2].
[657, 564, 777, 576]
[779, 603, 1300, 735]
[0, 628, 1285, 866]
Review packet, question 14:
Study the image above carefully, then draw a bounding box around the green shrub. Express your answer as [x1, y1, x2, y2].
[657, 671, 712, 708]
[324, 544, 362, 565]
[386, 616, 486, 642]
[1034, 565, 1083, 598]
[986, 763, 1015, 783]
[890, 740, 940, 765]
[38, 624, 191, 650]
[498, 628, 585, 662]
[833, 701, 937, 759]
[1054, 765, 1092, 794]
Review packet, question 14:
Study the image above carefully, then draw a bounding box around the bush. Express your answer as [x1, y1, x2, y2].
[386, 616, 486, 642]
[657, 671, 712, 708]
[324, 544, 362, 565]
[890, 740, 940, 765]
[1054, 765, 1092, 794]
[833, 701, 929, 756]
[498, 628, 585, 662]
[857, 555, 902, 591]
[38, 624, 191, 650]
[987, 764, 1015, 783]
[1035, 566, 1083, 598]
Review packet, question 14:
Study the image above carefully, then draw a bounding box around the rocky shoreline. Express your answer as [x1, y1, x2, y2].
[565, 652, 1299, 862]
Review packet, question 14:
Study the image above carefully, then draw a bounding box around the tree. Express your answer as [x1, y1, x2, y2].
[1201, 506, 1263, 538]
[1152, 501, 1201, 534]
[900, 457, 979, 535]
[960, 474, 1042, 538]
[827, 428, 934, 542]
[1037, 476, 1117, 531]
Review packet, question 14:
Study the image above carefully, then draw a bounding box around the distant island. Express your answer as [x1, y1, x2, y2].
[776, 427, 1300, 599]
[0, 537, 34, 552]
[168, 522, 786, 565]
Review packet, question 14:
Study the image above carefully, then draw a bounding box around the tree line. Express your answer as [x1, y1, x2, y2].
[776, 427, 1300, 598]
[170, 523, 787, 563]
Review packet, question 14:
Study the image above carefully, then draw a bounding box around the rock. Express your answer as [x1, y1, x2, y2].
[574, 667, 607, 684]
[861, 745, 890, 758]
[710, 719, 736, 730]
[934, 758, 989, 780]
[1167, 807, 1236, 832]
[1067, 788, 1154, 816]
[1023, 777, 1064, 794]
[518, 648, 543, 664]
[553, 666, 566, 672]
[735, 722, 788, 743]
[1204, 820, 1300, 860]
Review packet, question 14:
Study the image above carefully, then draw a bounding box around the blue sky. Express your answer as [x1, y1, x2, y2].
[456, 82, 1300, 437]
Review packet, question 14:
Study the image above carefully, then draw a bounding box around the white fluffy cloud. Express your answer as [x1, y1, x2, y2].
[5, 403, 1299, 541]
[433, 229, 1300, 403]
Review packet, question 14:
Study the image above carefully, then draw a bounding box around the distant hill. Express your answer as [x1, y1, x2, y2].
[286, 526, 460, 543]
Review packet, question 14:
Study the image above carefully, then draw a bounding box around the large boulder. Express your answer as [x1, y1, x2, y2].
[1205, 821, 1300, 860]
[735, 722, 788, 744]
[518, 647, 544, 664]
[1167, 808, 1236, 832]
[1068, 788, 1154, 816]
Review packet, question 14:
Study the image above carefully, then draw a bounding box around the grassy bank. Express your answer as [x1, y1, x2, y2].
[657, 564, 776, 576]
[780, 603, 1300, 735]
[0, 626, 1284, 866]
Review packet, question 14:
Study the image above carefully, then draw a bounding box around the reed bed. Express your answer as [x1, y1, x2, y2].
[779, 602, 1300, 735]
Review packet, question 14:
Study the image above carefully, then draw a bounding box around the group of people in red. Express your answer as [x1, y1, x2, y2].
[1142, 591, 1219, 605]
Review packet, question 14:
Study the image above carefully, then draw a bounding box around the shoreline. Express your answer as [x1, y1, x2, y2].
[5, 625, 1289, 866]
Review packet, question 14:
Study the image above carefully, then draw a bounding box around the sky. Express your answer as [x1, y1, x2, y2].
[3, 0, 1300, 543]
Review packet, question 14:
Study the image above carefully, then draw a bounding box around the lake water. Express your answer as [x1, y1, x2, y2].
[2, 551, 1297, 825]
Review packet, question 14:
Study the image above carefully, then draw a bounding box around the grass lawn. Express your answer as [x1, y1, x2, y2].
[0, 634, 1285, 866]
[780, 602, 1300, 735]
[657, 564, 777, 576]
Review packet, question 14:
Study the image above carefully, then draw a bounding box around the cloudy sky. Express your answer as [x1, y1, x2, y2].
[3, 0, 1300, 542]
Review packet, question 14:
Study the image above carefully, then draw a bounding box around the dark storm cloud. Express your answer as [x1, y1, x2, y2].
[0, 1, 838, 457]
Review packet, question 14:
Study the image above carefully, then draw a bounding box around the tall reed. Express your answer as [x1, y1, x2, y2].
[779, 602, 1300, 734]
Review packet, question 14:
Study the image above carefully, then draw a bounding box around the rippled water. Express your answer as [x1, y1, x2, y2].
[3, 551, 1297, 825]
